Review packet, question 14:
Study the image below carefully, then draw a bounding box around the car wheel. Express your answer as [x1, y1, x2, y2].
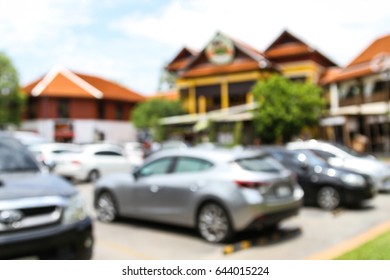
[96, 192, 118, 222]
[197, 202, 233, 243]
[317, 186, 341, 210]
[88, 170, 100, 182]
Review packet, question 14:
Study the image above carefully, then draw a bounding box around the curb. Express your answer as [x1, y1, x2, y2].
[223, 228, 301, 255]
[306, 219, 390, 260]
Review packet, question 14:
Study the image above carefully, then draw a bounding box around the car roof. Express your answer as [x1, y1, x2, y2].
[146, 147, 267, 164]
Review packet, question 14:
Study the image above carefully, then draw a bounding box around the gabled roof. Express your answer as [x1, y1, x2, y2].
[165, 47, 199, 72]
[180, 31, 276, 78]
[325, 33, 390, 83]
[23, 66, 145, 102]
[265, 30, 337, 67]
[347, 33, 390, 67]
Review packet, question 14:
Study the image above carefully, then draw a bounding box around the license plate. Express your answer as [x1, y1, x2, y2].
[276, 186, 291, 197]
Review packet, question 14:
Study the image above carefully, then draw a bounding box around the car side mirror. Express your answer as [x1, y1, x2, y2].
[133, 169, 140, 180]
[296, 153, 308, 170]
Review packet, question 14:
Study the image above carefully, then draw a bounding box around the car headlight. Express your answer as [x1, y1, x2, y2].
[341, 174, 366, 187]
[63, 194, 88, 224]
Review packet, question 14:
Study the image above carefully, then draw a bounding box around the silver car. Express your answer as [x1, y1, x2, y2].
[94, 148, 303, 243]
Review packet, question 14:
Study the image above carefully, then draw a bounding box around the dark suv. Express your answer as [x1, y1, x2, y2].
[0, 134, 93, 259]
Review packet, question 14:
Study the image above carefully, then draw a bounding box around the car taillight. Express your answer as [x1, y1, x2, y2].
[71, 159, 81, 165]
[235, 180, 271, 189]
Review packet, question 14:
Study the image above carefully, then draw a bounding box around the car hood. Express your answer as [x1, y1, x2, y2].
[329, 157, 390, 175]
[0, 172, 76, 201]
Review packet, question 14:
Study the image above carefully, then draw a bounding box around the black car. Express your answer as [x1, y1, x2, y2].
[0, 133, 93, 259]
[262, 147, 377, 210]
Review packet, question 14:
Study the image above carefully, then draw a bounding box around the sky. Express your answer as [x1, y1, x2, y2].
[1, 0, 389, 96]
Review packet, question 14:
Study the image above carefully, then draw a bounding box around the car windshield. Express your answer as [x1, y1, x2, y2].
[235, 155, 285, 173]
[331, 142, 369, 158]
[291, 150, 327, 166]
[0, 138, 40, 172]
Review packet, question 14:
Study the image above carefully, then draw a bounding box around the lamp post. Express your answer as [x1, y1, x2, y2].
[370, 53, 390, 153]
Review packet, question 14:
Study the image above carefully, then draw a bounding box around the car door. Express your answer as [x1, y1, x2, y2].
[133, 156, 213, 226]
[145, 156, 213, 225]
[131, 157, 175, 221]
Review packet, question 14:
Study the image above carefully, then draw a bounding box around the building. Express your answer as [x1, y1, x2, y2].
[321, 33, 390, 153]
[160, 30, 337, 145]
[22, 66, 145, 143]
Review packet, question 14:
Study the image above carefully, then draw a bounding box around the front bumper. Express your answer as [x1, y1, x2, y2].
[0, 217, 93, 260]
[343, 185, 377, 204]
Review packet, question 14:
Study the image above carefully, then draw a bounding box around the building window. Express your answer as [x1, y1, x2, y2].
[340, 85, 360, 99]
[27, 97, 37, 119]
[373, 81, 386, 94]
[98, 101, 105, 119]
[57, 99, 69, 118]
[289, 76, 307, 83]
[115, 103, 123, 120]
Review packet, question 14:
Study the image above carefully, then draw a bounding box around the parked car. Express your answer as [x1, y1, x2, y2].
[10, 131, 49, 147]
[28, 143, 82, 171]
[262, 146, 377, 210]
[287, 140, 390, 192]
[0, 133, 93, 259]
[94, 148, 303, 243]
[121, 141, 144, 168]
[54, 143, 133, 182]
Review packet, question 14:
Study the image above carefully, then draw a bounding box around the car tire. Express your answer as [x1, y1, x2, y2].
[88, 170, 100, 182]
[317, 186, 341, 210]
[197, 202, 234, 243]
[96, 192, 118, 222]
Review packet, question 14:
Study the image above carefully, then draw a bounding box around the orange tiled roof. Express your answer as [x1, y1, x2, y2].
[147, 90, 179, 101]
[347, 33, 390, 67]
[166, 57, 193, 72]
[23, 67, 145, 102]
[265, 43, 312, 58]
[319, 67, 342, 85]
[181, 60, 264, 78]
[180, 32, 275, 78]
[326, 63, 374, 83]
[324, 33, 390, 83]
[77, 73, 145, 102]
[265, 30, 337, 67]
[166, 47, 198, 72]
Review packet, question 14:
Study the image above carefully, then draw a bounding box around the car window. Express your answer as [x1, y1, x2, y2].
[174, 157, 213, 173]
[52, 149, 77, 154]
[310, 149, 336, 160]
[235, 155, 285, 173]
[0, 138, 40, 172]
[94, 151, 122, 156]
[138, 157, 173, 177]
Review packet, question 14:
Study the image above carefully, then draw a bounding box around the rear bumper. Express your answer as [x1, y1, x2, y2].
[0, 217, 93, 260]
[246, 206, 301, 230]
[233, 188, 304, 231]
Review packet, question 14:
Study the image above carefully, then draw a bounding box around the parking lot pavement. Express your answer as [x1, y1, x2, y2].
[77, 183, 390, 260]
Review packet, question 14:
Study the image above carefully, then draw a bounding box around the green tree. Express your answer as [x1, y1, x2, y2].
[0, 52, 25, 129]
[252, 74, 324, 143]
[131, 99, 185, 141]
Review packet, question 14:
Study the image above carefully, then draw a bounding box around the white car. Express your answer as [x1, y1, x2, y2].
[121, 142, 144, 167]
[54, 144, 133, 182]
[29, 143, 82, 169]
[286, 139, 390, 191]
